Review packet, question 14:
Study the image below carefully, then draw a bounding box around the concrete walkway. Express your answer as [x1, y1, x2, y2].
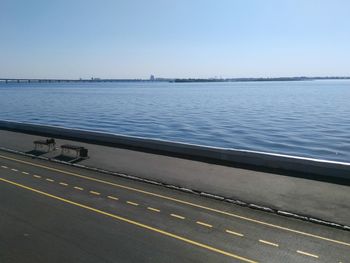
[0, 129, 349, 226]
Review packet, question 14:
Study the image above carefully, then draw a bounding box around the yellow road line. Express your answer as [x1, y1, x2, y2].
[107, 195, 119, 201]
[258, 239, 279, 247]
[33, 175, 41, 178]
[0, 154, 349, 248]
[170, 213, 185, 220]
[74, 186, 84, 191]
[296, 250, 319, 258]
[196, 221, 213, 228]
[45, 178, 54, 182]
[226, 229, 244, 237]
[126, 201, 139, 206]
[1, 165, 8, 169]
[59, 182, 68, 186]
[147, 207, 160, 212]
[22, 171, 29, 175]
[11, 168, 18, 172]
[90, 190, 101, 196]
[0, 177, 257, 263]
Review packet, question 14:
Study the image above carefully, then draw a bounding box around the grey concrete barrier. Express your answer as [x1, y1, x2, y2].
[0, 120, 349, 180]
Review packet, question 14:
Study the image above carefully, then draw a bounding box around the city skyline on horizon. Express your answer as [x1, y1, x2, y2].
[1, 0, 350, 79]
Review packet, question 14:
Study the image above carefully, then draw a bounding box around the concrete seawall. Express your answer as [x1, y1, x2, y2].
[0, 120, 349, 181]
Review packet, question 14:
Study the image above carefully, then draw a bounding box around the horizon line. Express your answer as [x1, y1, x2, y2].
[1, 76, 350, 81]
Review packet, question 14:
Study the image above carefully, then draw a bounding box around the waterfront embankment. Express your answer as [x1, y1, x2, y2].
[0, 120, 349, 227]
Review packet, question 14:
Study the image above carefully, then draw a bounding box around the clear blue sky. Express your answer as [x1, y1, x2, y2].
[1, 0, 349, 79]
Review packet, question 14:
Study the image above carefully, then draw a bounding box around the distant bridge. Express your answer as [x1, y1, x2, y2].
[0, 78, 152, 83]
[0, 78, 84, 83]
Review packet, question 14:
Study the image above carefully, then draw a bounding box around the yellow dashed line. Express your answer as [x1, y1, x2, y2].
[225, 229, 244, 237]
[297, 250, 319, 259]
[33, 175, 41, 178]
[147, 207, 160, 212]
[22, 171, 29, 175]
[196, 221, 213, 228]
[259, 239, 279, 247]
[59, 182, 68, 186]
[90, 190, 101, 196]
[0, 177, 258, 263]
[45, 178, 54, 182]
[170, 213, 185, 220]
[11, 168, 18, 172]
[74, 186, 84, 191]
[1, 154, 347, 249]
[126, 201, 139, 206]
[1, 166, 8, 169]
[107, 195, 119, 201]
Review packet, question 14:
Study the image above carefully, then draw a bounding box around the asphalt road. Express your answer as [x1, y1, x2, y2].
[1, 129, 349, 226]
[0, 151, 349, 263]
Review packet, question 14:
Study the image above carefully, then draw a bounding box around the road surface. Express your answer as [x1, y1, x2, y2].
[0, 151, 349, 262]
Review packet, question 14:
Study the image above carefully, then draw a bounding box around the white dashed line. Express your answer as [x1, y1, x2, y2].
[126, 201, 139, 206]
[297, 250, 319, 258]
[170, 214, 185, 220]
[107, 195, 119, 201]
[225, 229, 244, 237]
[259, 239, 279, 247]
[196, 221, 213, 228]
[147, 207, 160, 212]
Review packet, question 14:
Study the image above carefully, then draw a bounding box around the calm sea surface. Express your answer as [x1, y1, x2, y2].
[0, 80, 349, 162]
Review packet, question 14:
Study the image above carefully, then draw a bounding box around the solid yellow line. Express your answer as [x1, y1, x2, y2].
[226, 229, 244, 237]
[258, 239, 279, 247]
[0, 154, 349, 248]
[196, 221, 213, 228]
[74, 186, 84, 191]
[107, 195, 119, 201]
[147, 207, 160, 212]
[170, 213, 185, 220]
[126, 201, 139, 206]
[59, 182, 68, 186]
[0, 177, 257, 263]
[45, 178, 54, 182]
[296, 250, 319, 258]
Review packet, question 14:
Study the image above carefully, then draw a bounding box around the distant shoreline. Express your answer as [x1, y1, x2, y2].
[0, 76, 349, 84]
[172, 77, 350, 83]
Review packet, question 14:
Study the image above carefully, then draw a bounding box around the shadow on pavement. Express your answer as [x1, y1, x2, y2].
[26, 150, 48, 156]
[52, 154, 84, 164]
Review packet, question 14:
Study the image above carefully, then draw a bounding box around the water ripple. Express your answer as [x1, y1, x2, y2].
[0, 80, 350, 162]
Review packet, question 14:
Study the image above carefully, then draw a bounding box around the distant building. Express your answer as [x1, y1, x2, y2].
[150, 75, 155, 81]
